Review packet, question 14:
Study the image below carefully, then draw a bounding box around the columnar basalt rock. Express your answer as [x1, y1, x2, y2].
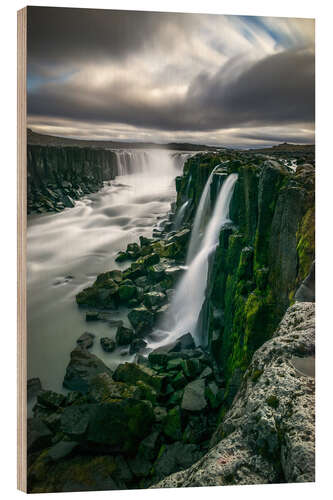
[27, 144, 118, 213]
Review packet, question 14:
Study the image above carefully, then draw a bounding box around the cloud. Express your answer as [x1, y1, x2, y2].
[27, 7, 315, 146]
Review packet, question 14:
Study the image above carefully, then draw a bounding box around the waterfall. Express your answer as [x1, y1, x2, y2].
[186, 165, 221, 263]
[173, 200, 189, 230]
[113, 150, 191, 177]
[155, 172, 238, 347]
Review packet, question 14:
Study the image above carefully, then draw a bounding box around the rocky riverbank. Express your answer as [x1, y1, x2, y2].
[27, 149, 315, 491]
[27, 144, 118, 214]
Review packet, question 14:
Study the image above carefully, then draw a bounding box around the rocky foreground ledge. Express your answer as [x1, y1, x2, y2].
[154, 301, 315, 487]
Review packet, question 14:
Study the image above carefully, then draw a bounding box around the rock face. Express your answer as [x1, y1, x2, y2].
[175, 153, 315, 403]
[27, 144, 118, 214]
[154, 302, 315, 487]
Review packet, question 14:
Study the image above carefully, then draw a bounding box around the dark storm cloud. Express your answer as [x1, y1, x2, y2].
[28, 48, 314, 132]
[27, 7, 315, 145]
[27, 6, 192, 67]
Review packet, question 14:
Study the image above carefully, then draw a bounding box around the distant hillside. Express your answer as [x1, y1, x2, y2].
[247, 142, 315, 153]
[27, 129, 219, 152]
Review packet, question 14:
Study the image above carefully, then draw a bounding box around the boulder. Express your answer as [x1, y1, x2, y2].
[100, 337, 116, 353]
[128, 305, 154, 335]
[147, 263, 166, 282]
[63, 347, 113, 393]
[295, 261, 315, 302]
[118, 283, 137, 302]
[113, 362, 166, 393]
[181, 378, 207, 412]
[115, 326, 134, 346]
[61, 399, 154, 453]
[36, 390, 66, 410]
[143, 291, 166, 308]
[115, 251, 128, 263]
[89, 373, 141, 402]
[76, 332, 95, 349]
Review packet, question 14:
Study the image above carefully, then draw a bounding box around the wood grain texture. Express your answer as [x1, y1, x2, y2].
[17, 6, 27, 493]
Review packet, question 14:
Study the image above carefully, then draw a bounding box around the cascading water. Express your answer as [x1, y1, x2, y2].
[173, 200, 189, 230]
[153, 172, 238, 347]
[186, 165, 221, 263]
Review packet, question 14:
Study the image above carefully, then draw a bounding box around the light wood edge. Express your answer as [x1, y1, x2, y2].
[17, 6, 27, 493]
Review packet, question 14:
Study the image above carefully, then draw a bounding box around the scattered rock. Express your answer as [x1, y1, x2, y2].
[100, 337, 116, 353]
[63, 347, 113, 393]
[181, 378, 207, 412]
[76, 332, 95, 349]
[116, 326, 134, 346]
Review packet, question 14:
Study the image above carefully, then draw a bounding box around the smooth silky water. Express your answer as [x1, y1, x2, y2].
[27, 150, 191, 393]
[150, 172, 238, 349]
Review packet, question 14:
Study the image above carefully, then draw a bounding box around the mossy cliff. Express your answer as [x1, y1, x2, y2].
[175, 153, 315, 405]
[27, 145, 118, 213]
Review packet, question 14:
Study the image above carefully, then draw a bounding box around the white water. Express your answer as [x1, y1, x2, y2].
[186, 165, 220, 263]
[151, 173, 238, 347]
[27, 149, 190, 392]
[173, 200, 189, 230]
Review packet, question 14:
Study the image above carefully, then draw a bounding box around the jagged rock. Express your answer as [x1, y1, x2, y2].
[100, 337, 116, 353]
[76, 332, 95, 349]
[88, 372, 141, 402]
[61, 399, 154, 453]
[113, 362, 166, 393]
[36, 390, 66, 410]
[128, 305, 154, 335]
[27, 377, 42, 400]
[181, 378, 207, 412]
[63, 347, 113, 392]
[143, 291, 166, 308]
[147, 263, 166, 282]
[154, 302, 315, 487]
[115, 325, 134, 346]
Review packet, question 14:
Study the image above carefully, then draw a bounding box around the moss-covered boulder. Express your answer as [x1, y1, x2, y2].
[113, 362, 166, 393]
[60, 399, 154, 453]
[163, 406, 182, 440]
[128, 305, 154, 335]
[115, 325, 134, 346]
[63, 347, 113, 393]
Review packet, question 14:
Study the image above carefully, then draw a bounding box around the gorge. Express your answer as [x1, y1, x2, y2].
[26, 137, 315, 492]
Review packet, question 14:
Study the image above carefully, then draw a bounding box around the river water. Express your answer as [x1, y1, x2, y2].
[27, 150, 191, 393]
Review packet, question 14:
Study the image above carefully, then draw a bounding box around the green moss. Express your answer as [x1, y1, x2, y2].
[296, 206, 315, 281]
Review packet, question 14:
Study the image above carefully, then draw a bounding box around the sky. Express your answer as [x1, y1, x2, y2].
[27, 7, 315, 148]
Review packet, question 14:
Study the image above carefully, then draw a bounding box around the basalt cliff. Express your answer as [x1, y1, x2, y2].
[27, 149, 315, 492]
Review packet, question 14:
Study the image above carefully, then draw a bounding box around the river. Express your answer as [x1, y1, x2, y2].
[27, 149, 192, 393]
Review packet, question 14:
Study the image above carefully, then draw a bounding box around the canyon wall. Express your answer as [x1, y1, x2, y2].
[175, 153, 315, 404]
[27, 145, 118, 213]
